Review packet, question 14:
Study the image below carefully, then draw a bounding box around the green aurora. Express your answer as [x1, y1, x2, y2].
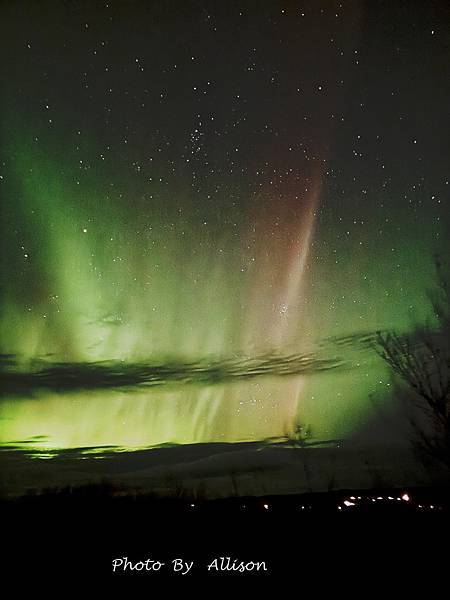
[0, 0, 448, 460]
[0, 128, 442, 453]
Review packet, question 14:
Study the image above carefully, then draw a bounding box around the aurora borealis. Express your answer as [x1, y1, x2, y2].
[0, 0, 449, 472]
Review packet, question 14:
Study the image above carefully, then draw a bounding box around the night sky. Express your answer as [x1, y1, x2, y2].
[0, 1, 449, 465]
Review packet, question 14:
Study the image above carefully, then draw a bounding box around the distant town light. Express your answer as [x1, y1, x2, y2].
[401, 493, 410, 502]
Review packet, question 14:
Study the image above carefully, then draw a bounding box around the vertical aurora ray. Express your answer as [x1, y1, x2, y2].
[0, 0, 447, 459]
[235, 161, 325, 436]
[0, 117, 436, 452]
[0, 134, 327, 449]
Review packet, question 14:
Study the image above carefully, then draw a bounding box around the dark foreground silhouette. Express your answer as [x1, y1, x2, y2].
[3, 484, 449, 584]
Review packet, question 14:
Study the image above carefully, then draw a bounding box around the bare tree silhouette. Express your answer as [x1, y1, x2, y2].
[290, 423, 314, 493]
[376, 257, 450, 468]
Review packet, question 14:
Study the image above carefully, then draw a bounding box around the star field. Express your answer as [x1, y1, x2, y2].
[0, 0, 449, 450]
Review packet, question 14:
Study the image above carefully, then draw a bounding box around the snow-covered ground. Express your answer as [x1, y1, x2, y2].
[1, 440, 447, 498]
